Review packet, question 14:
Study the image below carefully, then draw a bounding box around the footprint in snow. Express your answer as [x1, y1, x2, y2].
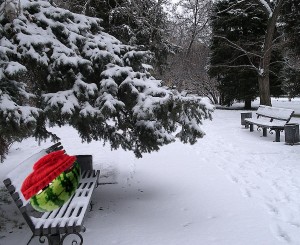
[240, 188, 252, 198]
[266, 203, 279, 215]
[182, 222, 192, 227]
[270, 224, 291, 243]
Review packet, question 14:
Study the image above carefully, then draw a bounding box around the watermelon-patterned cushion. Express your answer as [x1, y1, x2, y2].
[30, 162, 80, 212]
[21, 151, 80, 212]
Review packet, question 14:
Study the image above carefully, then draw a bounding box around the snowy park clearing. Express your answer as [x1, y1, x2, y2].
[0, 98, 300, 245]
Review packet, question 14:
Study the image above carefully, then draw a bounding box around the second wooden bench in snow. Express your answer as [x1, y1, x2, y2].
[3, 142, 100, 245]
[244, 105, 294, 142]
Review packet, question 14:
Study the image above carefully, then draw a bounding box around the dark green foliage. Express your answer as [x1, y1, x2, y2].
[83, 0, 175, 76]
[209, 0, 263, 107]
[280, 0, 300, 96]
[0, 1, 212, 161]
[282, 0, 300, 54]
[281, 66, 300, 98]
[216, 70, 259, 107]
[55, 0, 175, 75]
[0, 36, 39, 162]
[209, 0, 284, 107]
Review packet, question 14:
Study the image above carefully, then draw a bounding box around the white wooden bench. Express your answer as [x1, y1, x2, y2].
[3, 142, 100, 245]
[244, 105, 294, 142]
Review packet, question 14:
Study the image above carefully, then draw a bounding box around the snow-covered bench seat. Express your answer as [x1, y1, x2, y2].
[3, 142, 100, 245]
[244, 105, 294, 142]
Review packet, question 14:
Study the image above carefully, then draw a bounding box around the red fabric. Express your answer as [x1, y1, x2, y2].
[21, 151, 77, 200]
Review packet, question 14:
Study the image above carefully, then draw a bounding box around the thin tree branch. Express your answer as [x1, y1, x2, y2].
[252, 0, 272, 17]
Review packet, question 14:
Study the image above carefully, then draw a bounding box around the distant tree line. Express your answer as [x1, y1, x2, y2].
[1, 0, 300, 161]
[53, 0, 300, 109]
[0, 0, 212, 161]
[209, 0, 300, 108]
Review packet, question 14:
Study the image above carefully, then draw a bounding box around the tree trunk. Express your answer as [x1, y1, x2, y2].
[219, 93, 224, 105]
[185, 0, 199, 57]
[211, 93, 219, 105]
[255, 0, 284, 106]
[258, 75, 271, 106]
[244, 98, 252, 109]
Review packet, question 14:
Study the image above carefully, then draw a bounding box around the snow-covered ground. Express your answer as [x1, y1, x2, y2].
[1, 99, 300, 245]
[230, 97, 300, 115]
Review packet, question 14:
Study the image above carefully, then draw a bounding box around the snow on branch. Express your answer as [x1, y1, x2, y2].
[253, 0, 273, 17]
[0, 0, 213, 158]
[0, 91, 40, 124]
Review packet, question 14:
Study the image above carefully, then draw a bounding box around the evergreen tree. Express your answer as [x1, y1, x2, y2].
[65, 0, 86, 14]
[280, 0, 300, 98]
[281, 66, 300, 99]
[60, 0, 175, 76]
[282, 0, 300, 54]
[209, 0, 283, 108]
[0, 0, 213, 161]
[161, 0, 217, 103]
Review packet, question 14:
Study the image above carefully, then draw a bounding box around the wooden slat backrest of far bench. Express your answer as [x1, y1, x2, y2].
[3, 142, 100, 245]
[244, 105, 294, 142]
[255, 105, 294, 121]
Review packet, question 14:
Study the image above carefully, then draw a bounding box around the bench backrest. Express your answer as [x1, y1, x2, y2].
[3, 143, 63, 231]
[256, 105, 294, 122]
[3, 142, 63, 206]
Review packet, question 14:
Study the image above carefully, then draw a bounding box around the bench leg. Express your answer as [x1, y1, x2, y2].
[48, 234, 60, 245]
[275, 129, 281, 142]
[263, 128, 267, 137]
[27, 234, 61, 245]
[61, 232, 84, 245]
[250, 124, 254, 132]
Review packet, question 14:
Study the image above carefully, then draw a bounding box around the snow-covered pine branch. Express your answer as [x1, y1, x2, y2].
[0, 0, 213, 160]
[253, 0, 272, 17]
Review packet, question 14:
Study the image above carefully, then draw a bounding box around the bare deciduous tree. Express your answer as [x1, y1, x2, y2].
[211, 0, 285, 106]
[256, 0, 285, 105]
[163, 0, 218, 103]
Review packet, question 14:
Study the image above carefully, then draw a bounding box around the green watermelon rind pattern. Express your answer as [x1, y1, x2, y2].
[30, 162, 81, 212]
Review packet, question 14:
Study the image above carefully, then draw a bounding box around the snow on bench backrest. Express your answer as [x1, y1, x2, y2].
[5, 149, 48, 205]
[257, 105, 294, 121]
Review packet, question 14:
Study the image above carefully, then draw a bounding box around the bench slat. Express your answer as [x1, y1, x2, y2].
[3, 143, 99, 240]
[6, 149, 49, 205]
[15, 199, 24, 208]
[44, 142, 63, 154]
[6, 184, 16, 194]
[30, 170, 99, 236]
[244, 105, 294, 142]
[244, 118, 286, 128]
[11, 192, 21, 201]
[5, 142, 63, 205]
[257, 105, 294, 121]
[3, 178, 11, 186]
[50, 225, 59, 235]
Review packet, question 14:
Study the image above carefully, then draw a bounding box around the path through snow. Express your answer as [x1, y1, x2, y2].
[198, 110, 300, 244]
[0, 108, 300, 245]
